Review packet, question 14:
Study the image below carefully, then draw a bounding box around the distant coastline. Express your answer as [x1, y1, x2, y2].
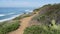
[0, 10, 33, 22]
[0, 14, 23, 22]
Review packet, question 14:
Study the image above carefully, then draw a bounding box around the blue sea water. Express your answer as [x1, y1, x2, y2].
[0, 7, 34, 22]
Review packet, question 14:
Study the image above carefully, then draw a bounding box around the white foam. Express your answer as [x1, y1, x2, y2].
[6, 13, 15, 15]
[0, 13, 14, 17]
[0, 14, 23, 22]
[0, 14, 5, 17]
[25, 9, 33, 12]
[9, 13, 14, 15]
[25, 9, 30, 12]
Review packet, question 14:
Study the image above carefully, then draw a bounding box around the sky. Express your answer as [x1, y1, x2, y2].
[0, 0, 60, 8]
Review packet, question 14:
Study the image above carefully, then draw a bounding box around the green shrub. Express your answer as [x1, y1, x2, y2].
[24, 25, 60, 34]
[0, 20, 20, 34]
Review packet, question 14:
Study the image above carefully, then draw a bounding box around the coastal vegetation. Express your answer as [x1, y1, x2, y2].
[0, 11, 34, 34]
[24, 3, 60, 34]
[0, 3, 60, 34]
[24, 19, 60, 34]
[32, 3, 60, 25]
[0, 20, 20, 34]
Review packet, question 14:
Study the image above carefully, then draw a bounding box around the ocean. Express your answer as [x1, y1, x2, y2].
[0, 7, 34, 22]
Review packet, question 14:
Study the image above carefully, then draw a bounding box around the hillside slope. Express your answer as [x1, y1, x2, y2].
[32, 4, 60, 25]
[23, 3, 60, 34]
[9, 14, 36, 34]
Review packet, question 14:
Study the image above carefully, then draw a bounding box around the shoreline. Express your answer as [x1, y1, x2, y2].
[0, 10, 33, 22]
[0, 13, 23, 22]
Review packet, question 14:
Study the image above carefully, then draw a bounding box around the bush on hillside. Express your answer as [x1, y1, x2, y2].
[33, 3, 60, 25]
[24, 3, 60, 34]
[24, 25, 60, 34]
[0, 20, 20, 34]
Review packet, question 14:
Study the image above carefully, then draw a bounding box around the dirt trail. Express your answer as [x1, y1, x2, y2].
[9, 15, 36, 34]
